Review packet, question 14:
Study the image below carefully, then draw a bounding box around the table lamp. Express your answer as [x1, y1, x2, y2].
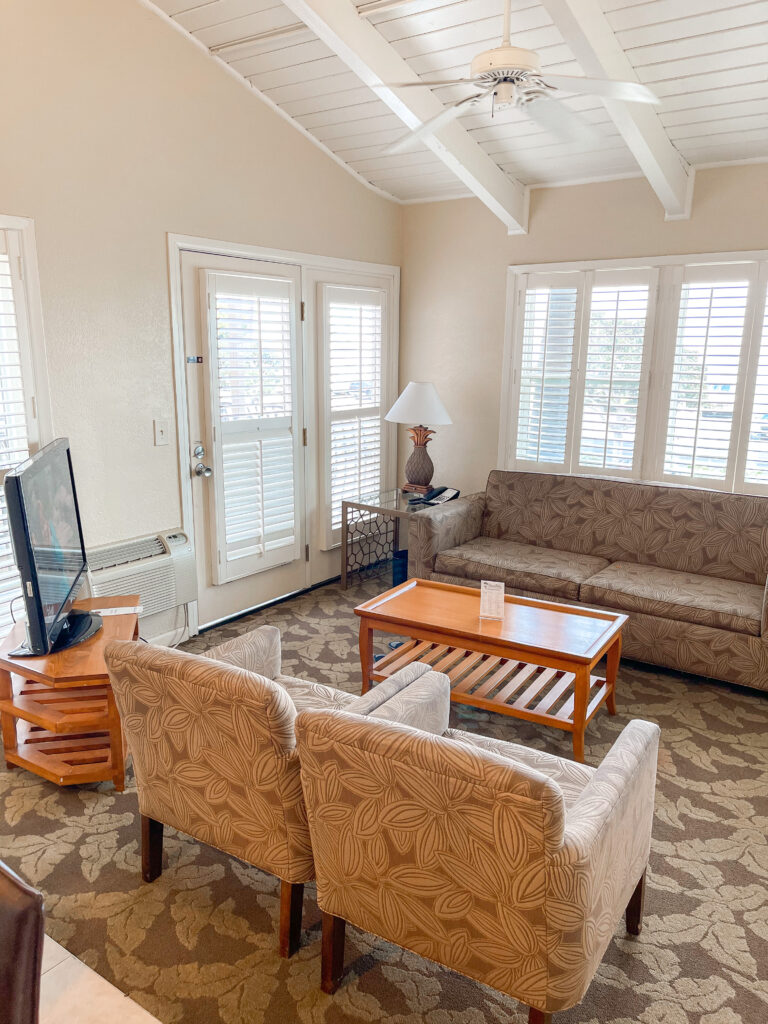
[385, 381, 452, 493]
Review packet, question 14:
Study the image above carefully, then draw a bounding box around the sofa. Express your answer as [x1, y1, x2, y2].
[408, 470, 768, 692]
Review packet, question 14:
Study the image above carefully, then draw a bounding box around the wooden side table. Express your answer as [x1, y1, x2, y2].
[0, 595, 139, 791]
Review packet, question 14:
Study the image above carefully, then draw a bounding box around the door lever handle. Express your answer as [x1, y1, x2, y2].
[194, 463, 213, 478]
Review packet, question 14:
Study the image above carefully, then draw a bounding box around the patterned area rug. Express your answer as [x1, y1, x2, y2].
[1, 579, 767, 1024]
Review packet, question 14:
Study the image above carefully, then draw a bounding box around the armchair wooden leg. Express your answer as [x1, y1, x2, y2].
[321, 912, 346, 994]
[279, 881, 304, 958]
[626, 869, 646, 936]
[528, 1009, 552, 1023]
[141, 815, 163, 883]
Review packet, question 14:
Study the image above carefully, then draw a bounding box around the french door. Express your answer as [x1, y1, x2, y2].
[181, 252, 307, 626]
[179, 247, 397, 628]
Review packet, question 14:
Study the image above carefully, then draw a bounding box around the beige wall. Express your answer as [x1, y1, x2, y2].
[400, 164, 768, 495]
[0, 0, 401, 546]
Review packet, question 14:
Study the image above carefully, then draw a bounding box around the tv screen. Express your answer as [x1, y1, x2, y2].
[5, 438, 99, 655]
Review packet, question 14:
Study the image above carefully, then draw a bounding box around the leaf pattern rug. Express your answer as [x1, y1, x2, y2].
[1, 578, 767, 1024]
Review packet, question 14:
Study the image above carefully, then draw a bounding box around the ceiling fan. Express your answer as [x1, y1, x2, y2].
[379, 0, 660, 155]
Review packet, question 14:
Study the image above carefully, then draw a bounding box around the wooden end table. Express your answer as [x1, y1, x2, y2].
[355, 579, 627, 762]
[0, 595, 139, 790]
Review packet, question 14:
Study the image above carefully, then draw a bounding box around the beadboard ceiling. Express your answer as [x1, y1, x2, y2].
[149, 0, 768, 228]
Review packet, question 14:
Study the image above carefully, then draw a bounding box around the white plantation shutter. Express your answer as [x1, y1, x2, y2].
[515, 278, 579, 467]
[577, 274, 653, 473]
[663, 270, 751, 482]
[322, 285, 385, 545]
[744, 289, 768, 485]
[205, 270, 300, 583]
[0, 227, 43, 635]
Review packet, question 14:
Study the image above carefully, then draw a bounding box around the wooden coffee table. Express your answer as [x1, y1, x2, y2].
[355, 579, 627, 762]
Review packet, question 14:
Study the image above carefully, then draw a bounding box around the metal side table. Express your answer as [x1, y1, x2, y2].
[341, 489, 424, 589]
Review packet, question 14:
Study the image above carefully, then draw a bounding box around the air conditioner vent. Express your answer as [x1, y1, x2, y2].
[88, 535, 165, 572]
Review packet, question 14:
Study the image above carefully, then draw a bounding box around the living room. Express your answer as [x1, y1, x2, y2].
[1, 0, 766, 1022]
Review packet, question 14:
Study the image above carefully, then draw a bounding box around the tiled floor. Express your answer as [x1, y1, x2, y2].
[40, 936, 160, 1024]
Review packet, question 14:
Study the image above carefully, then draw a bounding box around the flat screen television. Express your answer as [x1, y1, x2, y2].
[4, 438, 102, 656]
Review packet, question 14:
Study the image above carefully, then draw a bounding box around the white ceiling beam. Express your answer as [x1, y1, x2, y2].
[277, 0, 530, 233]
[541, 0, 695, 219]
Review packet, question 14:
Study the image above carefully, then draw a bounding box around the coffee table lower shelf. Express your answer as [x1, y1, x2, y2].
[373, 639, 610, 736]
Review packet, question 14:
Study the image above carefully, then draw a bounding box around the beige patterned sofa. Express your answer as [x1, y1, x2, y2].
[409, 471, 768, 691]
[296, 687, 660, 1022]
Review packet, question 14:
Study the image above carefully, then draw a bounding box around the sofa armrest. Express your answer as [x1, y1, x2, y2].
[762, 577, 768, 638]
[407, 492, 486, 579]
[203, 624, 282, 678]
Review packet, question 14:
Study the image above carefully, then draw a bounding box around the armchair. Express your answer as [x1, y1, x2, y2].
[104, 626, 359, 958]
[296, 703, 659, 1022]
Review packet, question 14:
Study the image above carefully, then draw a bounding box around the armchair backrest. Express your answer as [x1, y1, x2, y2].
[104, 640, 313, 882]
[295, 708, 565, 1010]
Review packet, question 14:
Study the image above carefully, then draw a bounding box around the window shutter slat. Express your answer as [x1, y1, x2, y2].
[664, 280, 749, 481]
[210, 273, 298, 580]
[578, 285, 649, 472]
[324, 287, 385, 538]
[516, 287, 578, 465]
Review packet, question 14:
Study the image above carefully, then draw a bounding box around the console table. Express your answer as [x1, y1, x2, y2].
[0, 595, 139, 790]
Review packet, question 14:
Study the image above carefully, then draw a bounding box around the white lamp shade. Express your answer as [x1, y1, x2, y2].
[385, 381, 452, 426]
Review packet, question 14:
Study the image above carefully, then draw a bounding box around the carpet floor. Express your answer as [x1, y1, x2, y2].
[1, 578, 767, 1024]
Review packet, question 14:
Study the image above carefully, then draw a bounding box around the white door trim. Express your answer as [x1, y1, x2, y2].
[167, 233, 400, 634]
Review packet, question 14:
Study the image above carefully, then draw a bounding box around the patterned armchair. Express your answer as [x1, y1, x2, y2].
[296, 700, 660, 1023]
[104, 626, 359, 958]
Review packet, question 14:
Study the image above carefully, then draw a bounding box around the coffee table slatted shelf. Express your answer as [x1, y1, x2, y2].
[373, 640, 609, 730]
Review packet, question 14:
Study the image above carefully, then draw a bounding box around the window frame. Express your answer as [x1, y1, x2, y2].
[0, 214, 53, 637]
[0, 214, 53, 472]
[500, 250, 768, 496]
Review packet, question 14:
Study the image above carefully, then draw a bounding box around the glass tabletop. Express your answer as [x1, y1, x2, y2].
[341, 488, 420, 513]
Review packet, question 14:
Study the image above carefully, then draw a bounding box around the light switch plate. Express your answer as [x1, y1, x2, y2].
[153, 418, 169, 446]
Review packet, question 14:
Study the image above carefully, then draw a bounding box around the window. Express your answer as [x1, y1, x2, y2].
[316, 278, 395, 548]
[205, 269, 300, 583]
[0, 218, 50, 635]
[502, 254, 768, 495]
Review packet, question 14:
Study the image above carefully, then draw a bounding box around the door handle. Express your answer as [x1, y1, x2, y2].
[194, 463, 213, 478]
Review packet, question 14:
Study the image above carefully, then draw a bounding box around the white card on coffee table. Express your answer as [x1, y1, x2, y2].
[479, 580, 505, 620]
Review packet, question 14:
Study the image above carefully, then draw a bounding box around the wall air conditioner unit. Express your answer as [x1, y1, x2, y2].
[86, 531, 197, 643]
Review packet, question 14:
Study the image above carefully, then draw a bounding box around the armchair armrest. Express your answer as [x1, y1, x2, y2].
[203, 624, 282, 679]
[348, 662, 450, 735]
[407, 492, 486, 579]
[549, 719, 660, 1004]
[762, 577, 768, 638]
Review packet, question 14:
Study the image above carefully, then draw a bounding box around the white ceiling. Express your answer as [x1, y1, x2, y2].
[149, 0, 768, 224]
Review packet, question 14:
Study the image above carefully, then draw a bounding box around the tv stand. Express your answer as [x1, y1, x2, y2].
[52, 609, 103, 653]
[0, 596, 139, 790]
[9, 609, 103, 658]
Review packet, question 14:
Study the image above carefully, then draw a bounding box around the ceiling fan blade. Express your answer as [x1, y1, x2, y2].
[375, 78, 479, 89]
[383, 93, 487, 155]
[543, 74, 660, 105]
[525, 95, 602, 145]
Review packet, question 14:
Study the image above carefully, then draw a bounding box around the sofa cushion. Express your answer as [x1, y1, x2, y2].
[434, 536, 610, 600]
[581, 561, 764, 636]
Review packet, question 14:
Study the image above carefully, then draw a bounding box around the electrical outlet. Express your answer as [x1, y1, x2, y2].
[153, 418, 169, 446]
